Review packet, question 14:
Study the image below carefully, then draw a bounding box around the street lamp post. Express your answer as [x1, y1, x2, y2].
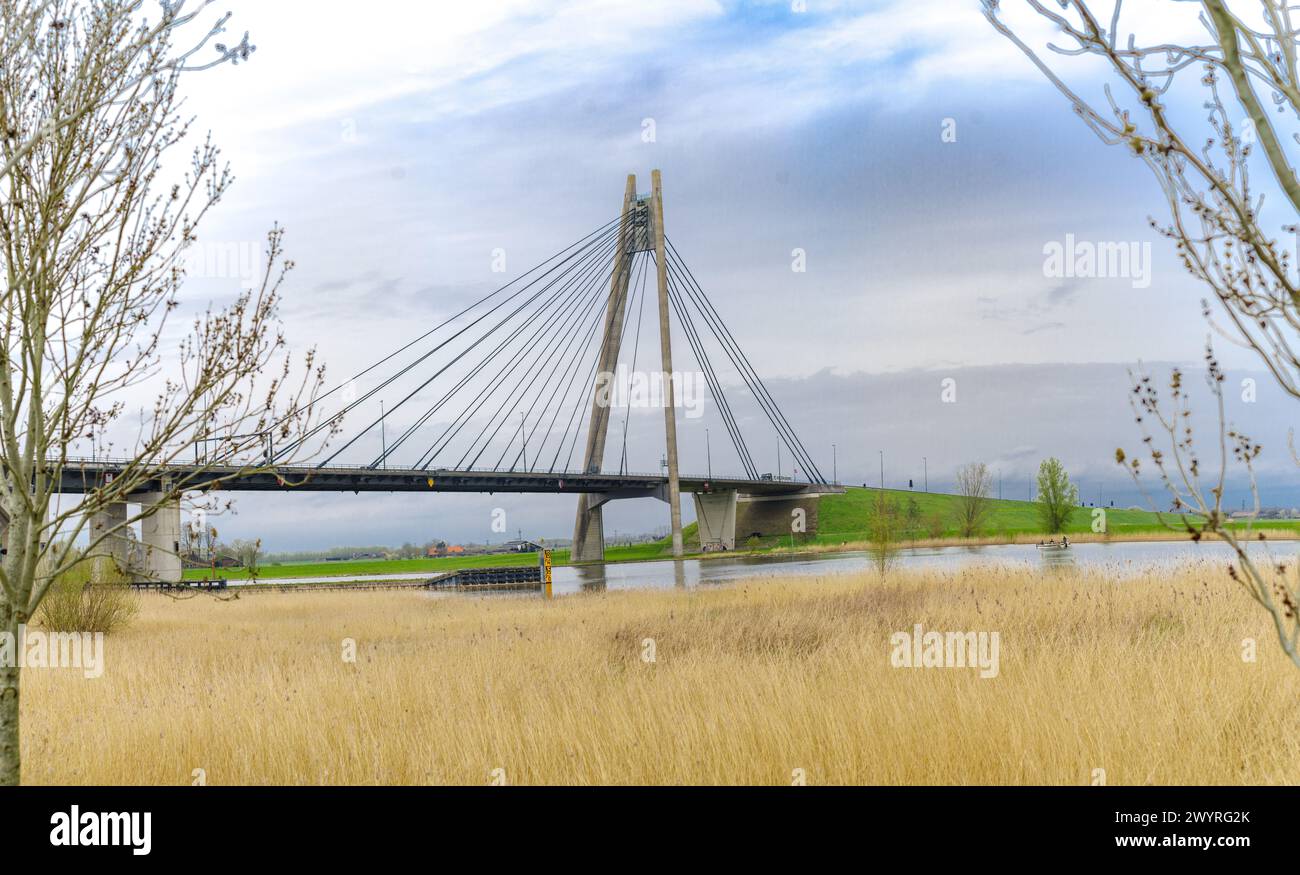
[832, 443, 837, 485]
[520, 411, 528, 470]
[923, 456, 928, 493]
[879, 450, 884, 490]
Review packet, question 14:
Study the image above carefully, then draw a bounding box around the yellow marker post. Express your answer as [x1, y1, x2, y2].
[541, 549, 553, 599]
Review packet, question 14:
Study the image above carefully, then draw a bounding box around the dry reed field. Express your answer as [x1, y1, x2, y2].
[19, 561, 1300, 785]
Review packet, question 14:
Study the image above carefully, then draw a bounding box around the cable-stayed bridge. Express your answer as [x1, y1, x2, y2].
[65, 171, 842, 580]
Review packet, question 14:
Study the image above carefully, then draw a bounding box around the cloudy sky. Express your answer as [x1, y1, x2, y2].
[140, 0, 1300, 549]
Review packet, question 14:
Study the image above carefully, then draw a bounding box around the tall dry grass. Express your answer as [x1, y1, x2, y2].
[19, 560, 1300, 785]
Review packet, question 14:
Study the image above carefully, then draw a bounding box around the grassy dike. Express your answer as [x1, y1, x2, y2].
[813, 486, 1300, 544]
[817, 486, 1171, 543]
[184, 486, 1299, 581]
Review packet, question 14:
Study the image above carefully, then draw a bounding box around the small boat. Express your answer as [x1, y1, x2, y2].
[1036, 539, 1071, 550]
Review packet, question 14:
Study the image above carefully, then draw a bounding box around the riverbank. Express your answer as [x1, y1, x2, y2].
[23, 562, 1300, 784]
[803, 526, 1300, 553]
[185, 524, 1300, 582]
[182, 485, 1300, 582]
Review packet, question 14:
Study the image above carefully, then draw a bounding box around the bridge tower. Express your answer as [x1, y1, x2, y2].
[571, 171, 683, 561]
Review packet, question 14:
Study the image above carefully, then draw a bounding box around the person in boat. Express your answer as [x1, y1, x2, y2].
[1061, 535, 1069, 547]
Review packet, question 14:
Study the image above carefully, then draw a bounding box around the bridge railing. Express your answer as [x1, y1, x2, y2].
[55, 456, 822, 485]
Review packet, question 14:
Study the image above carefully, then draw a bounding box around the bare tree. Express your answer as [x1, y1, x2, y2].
[228, 537, 263, 579]
[0, 0, 253, 185]
[983, 0, 1300, 392]
[0, 2, 328, 785]
[954, 462, 995, 538]
[984, 0, 1300, 668]
[1119, 346, 1299, 669]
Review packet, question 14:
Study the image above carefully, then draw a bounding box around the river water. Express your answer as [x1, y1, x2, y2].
[245, 539, 1290, 595]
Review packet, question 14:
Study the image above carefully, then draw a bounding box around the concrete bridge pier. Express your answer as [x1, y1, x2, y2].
[87, 490, 182, 583]
[136, 490, 182, 583]
[571, 495, 606, 562]
[734, 492, 824, 543]
[88, 502, 131, 581]
[574, 484, 671, 562]
[693, 490, 737, 551]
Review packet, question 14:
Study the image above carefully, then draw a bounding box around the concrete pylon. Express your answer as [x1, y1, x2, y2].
[693, 490, 737, 551]
[87, 502, 131, 581]
[650, 169, 684, 558]
[572, 175, 638, 562]
[136, 490, 182, 583]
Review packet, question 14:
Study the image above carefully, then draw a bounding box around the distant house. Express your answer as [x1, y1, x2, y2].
[427, 542, 466, 557]
[502, 539, 542, 553]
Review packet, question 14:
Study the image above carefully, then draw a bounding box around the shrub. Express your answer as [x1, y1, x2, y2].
[925, 510, 947, 539]
[38, 552, 139, 634]
[867, 493, 903, 575]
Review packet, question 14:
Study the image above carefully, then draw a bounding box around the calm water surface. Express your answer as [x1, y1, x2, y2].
[248, 539, 1287, 594]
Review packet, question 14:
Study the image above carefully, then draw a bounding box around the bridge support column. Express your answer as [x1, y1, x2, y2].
[572, 496, 606, 563]
[692, 490, 737, 551]
[650, 169, 683, 558]
[572, 174, 638, 563]
[88, 502, 131, 581]
[735, 493, 824, 543]
[135, 491, 182, 583]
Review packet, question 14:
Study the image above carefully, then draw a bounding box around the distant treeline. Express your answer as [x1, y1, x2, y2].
[264, 545, 416, 563]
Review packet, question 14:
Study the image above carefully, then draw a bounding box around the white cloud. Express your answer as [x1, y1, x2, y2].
[184, 0, 724, 137]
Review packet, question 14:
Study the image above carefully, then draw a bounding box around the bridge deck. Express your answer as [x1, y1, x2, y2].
[53, 461, 843, 497]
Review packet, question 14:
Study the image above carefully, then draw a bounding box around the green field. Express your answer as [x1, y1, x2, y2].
[816, 486, 1146, 543]
[810, 486, 1300, 544]
[813, 486, 1300, 544]
[182, 541, 670, 581]
[183, 486, 1299, 581]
